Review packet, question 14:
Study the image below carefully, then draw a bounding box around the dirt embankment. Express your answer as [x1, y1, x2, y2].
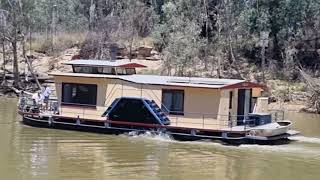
[0, 47, 79, 97]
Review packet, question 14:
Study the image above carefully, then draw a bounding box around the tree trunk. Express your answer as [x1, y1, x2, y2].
[12, 40, 20, 88]
[261, 45, 266, 83]
[29, 24, 32, 54]
[51, 4, 56, 52]
[22, 38, 41, 90]
[216, 8, 222, 78]
[203, 0, 209, 70]
[1, 39, 5, 84]
[225, 0, 242, 78]
[129, 32, 134, 62]
[217, 51, 222, 78]
[89, 0, 96, 31]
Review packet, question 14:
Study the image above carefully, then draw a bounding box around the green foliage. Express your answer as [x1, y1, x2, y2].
[153, 0, 205, 75]
[29, 0, 88, 32]
[1, 0, 319, 79]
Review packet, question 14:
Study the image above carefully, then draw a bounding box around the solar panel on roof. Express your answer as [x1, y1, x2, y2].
[168, 79, 228, 85]
[193, 80, 228, 85]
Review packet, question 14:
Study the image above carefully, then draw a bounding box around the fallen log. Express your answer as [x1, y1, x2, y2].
[9, 86, 33, 96]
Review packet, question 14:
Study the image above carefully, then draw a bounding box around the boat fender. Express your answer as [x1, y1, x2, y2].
[191, 129, 196, 136]
[76, 118, 81, 125]
[48, 116, 53, 126]
[222, 132, 228, 138]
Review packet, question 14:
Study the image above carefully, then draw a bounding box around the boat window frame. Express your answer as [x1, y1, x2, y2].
[161, 89, 185, 115]
[61, 83, 98, 107]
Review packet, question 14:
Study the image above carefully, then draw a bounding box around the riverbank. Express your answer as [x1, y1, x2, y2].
[268, 101, 307, 113]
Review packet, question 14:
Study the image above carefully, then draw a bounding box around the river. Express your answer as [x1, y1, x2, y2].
[0, 98, 320, 180]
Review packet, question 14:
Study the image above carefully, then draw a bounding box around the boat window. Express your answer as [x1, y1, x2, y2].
[75, 66, 91, 73]
[116, 68, 126, 75]
[73, 66, 134, 75]
[97, 67, 104, 74]
[102, 67, 112, 74]
[62, 83, 97, 106]
[73, 66, 83, 73]
[161, 90, 184, 115]
[108, 99, 157, 124]
[111, 68, 116, 75]
[73, 66, 95, 73]
[91, 67, 99, 74]
[125, 68, 136, 75]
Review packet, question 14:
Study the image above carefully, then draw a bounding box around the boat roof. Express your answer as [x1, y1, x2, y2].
[64, 59, 147, 68]
[50, 72, 263, 89]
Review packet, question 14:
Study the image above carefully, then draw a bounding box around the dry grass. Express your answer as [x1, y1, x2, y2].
[29, 32, 86, 55]
[268, 80, 307, 101]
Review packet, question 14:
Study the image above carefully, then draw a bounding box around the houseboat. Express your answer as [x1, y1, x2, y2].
[18, 59, 299, 144]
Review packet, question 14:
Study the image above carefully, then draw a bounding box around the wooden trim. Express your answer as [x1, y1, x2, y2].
[118, 63, 147, 68]
[60, 103, 97, 109]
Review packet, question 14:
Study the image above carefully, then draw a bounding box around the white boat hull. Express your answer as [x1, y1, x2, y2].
[247, 121, 292, 137]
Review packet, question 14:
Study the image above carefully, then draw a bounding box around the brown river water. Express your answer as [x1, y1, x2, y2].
[0, 98, 320, 180]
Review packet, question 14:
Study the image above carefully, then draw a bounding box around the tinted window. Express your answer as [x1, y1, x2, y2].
[73, 66, 112, 74]
[73, 66, 92, 73]
[162, 90, 184, 115]
[116, 68, 126, 75]
[62, 83, 97, 106]
[125, 68, 136, 75]
[102, 67, 113, 74]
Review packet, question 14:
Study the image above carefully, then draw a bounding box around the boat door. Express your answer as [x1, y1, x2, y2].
[237, 89, 252, 125]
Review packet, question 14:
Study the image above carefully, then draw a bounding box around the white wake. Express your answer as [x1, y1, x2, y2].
[289, 136, 320, 144]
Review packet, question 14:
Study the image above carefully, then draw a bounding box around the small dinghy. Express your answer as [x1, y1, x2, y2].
[247, 121, 292, 137]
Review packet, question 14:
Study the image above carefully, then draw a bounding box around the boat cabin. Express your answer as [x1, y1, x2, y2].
[50, 59, 267, 129]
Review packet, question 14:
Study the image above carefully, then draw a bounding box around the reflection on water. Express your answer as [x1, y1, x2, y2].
[0, 98, 320, 180]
